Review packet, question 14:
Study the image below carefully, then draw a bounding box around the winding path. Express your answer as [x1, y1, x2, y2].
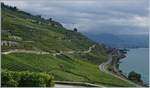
[2, 44, 96, 55]
[53, 44, 96, 56]
[54, 81, 101, 88]
[1, 49, 50, 55]
[99, 55, 140, 87]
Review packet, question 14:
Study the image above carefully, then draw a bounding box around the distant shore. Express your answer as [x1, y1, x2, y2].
[116, 48, 148, 87]
[107, 48, 143, 86]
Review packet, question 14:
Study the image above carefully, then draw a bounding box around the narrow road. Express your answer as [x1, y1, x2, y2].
[54, 84, 86, 88]
[2, 44, 96, 55]
[99, 55, 140, 87]
[54, 84, 99, 88]
[53, 44, 96, 56]
[54, 81, 101, 88]
[1, 49, 49, 55]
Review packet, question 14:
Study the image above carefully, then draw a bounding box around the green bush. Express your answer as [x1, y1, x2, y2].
[6, 79, 18, 87]
[128, 71, 142, 83]
[1, 70, 54, 87]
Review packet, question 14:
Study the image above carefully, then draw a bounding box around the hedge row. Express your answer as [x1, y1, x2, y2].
[2, 70, 54, 87]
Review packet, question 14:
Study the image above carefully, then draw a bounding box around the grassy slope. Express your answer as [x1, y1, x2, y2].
[2, 6, 95, 52]
[2, 53, 133, 86]
[1, 4, 134, 87]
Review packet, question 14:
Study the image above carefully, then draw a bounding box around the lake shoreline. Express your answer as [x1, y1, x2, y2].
[117, 48, 149, 87]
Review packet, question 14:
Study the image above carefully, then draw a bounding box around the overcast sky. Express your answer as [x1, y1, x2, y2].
[2, 0, 149, 35]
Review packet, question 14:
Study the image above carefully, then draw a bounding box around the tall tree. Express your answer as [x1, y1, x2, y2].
[48, 18, 52, 21]
[73, 28, 78, 32]
[128, 71, 141, 82]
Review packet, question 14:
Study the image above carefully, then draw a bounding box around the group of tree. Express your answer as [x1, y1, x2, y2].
[2, 70, 54, 87]
[1, 3, 18, 11]
[128, 71, 143, 84]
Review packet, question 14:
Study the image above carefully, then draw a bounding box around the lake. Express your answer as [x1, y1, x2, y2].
[119, 48, 149, 84]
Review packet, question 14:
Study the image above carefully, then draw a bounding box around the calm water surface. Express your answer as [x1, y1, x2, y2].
[119, 48, 149, 84]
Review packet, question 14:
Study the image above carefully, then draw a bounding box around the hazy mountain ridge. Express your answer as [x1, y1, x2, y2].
[84, 33, 149, 48]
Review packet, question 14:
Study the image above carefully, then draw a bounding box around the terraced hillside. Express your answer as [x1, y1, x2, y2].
[1, 3, 134, 87]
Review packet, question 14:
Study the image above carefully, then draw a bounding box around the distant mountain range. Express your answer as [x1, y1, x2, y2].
[84, 33, 149, 48]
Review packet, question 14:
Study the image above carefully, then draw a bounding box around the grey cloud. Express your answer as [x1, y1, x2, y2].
[2, 0, 149, 35]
